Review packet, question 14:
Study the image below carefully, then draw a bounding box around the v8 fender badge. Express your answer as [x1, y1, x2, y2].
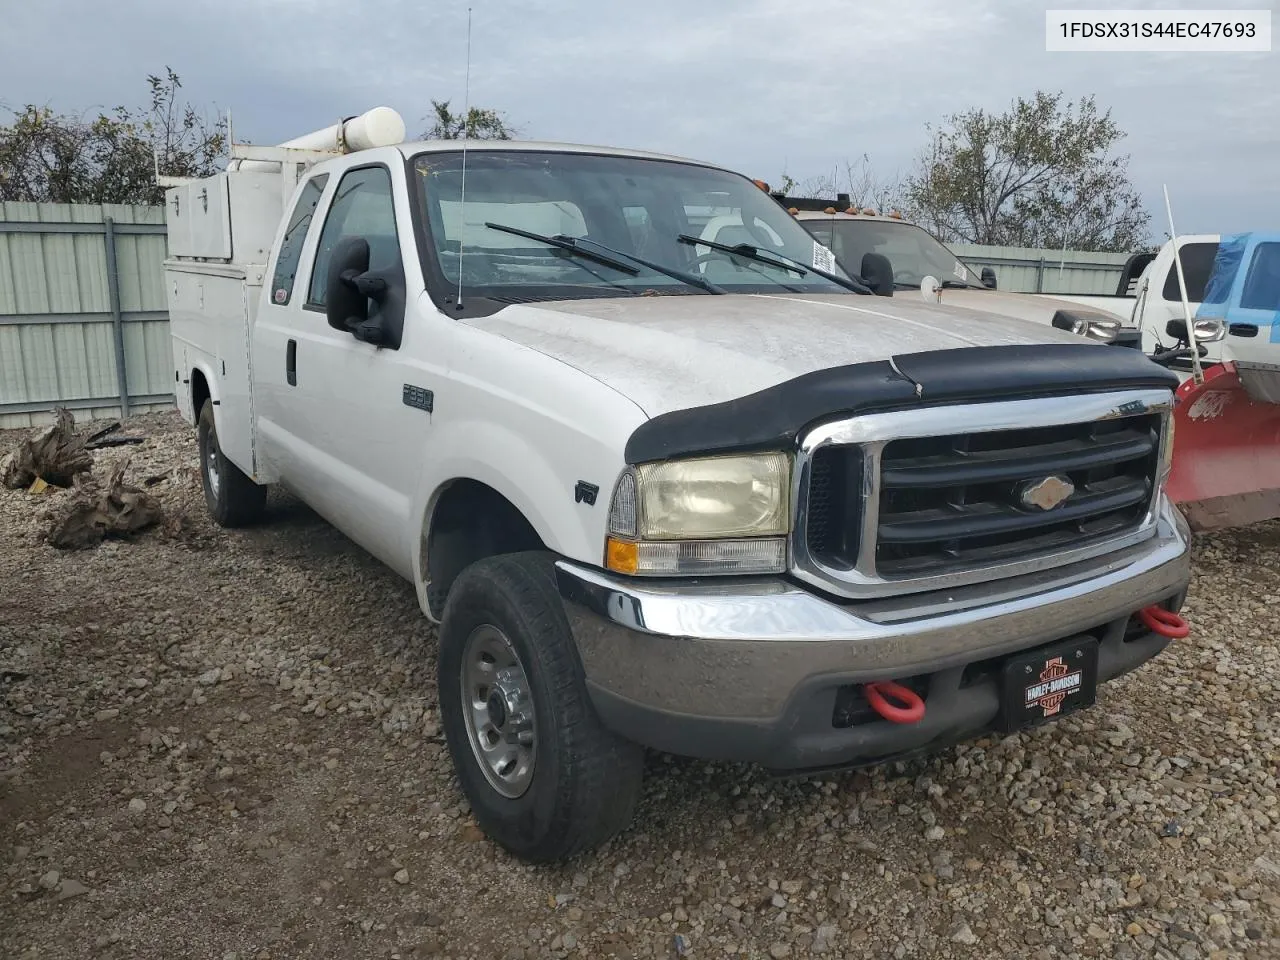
[402, 384, 433, 413]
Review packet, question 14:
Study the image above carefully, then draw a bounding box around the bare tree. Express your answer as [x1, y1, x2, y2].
[779, 155, 908, 213]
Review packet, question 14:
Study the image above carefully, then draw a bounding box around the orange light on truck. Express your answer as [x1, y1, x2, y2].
[605, 538, 639, 575]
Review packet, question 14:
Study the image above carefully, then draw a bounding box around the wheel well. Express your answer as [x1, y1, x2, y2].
[191, 369, 211, 419]
[424, 480, 546, 619]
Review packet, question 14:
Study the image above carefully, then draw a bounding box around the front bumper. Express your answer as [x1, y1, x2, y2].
[557, 499, 1191, 772]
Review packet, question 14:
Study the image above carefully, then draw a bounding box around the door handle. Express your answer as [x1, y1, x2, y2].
[286, 339, 297, 386]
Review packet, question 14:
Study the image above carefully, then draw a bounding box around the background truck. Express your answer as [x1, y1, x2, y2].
[164, 110, 1192, 862]
[771, 195, 1139, 347]
[773, 196, 1235, 372]
[1036, 233, 1229, 366]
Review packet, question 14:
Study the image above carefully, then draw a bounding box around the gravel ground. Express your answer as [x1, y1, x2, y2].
[2, 411, 1279, 960]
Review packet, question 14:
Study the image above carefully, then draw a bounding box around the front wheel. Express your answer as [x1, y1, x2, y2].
[197, 400, 267, 528]
[438, 552, 644, 862]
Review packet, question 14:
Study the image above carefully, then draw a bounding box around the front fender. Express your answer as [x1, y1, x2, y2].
[410, 415, 623, 592]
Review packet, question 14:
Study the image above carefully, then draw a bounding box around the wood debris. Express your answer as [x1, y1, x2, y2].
[1, 408, 94, 489]
[46, 459, 164, 550]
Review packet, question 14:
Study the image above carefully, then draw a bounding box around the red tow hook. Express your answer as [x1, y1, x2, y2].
[864, 680, 926, 725]
[1138, 605, 1190, 639]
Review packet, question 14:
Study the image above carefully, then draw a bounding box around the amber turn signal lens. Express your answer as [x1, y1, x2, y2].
[605, 538, 639, 575]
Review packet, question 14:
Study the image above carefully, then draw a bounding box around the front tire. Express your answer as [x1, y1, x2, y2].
[197, 400, 266, 528]
[438, 552, 644, 862]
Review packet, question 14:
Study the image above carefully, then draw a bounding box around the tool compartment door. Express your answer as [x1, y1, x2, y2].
[215, 270, 259, 477]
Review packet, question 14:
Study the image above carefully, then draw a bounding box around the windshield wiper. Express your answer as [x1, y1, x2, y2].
[571, 237, 724, 295]
[484, 223, 724, 295]
[676, 234, 871, 294]
[483, 222, 639, 275]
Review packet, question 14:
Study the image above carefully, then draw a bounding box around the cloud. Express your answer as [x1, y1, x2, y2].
[2, 0, 1274, 235]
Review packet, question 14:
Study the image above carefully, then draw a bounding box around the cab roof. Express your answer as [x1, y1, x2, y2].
[393, 139, 717, 168]
[790, 210, 909, 225]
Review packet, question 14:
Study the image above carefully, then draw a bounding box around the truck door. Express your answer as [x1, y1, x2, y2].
[268, 162, 424, 573]
[253, 172, 330, 481]
[1142, 240, 1218, 353]
[1225, 239, 1280, 357]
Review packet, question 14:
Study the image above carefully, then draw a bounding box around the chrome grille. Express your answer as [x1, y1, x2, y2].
[874, 415, 1159, 576]
[791, 390, 1171, 599]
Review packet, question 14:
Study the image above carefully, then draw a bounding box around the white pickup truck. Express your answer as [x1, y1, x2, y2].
[1043, 234, 1229, 364]
[779, 198, 1231, 372]
[778, 200, 1136, 346]
[165, 110, 1192, 862]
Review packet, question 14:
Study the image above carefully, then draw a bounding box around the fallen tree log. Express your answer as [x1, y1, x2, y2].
[46, 460, 164, 550]
[1, 408, 94, 489]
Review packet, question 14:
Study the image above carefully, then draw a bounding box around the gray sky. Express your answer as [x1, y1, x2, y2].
[3, 0, 1276, 238]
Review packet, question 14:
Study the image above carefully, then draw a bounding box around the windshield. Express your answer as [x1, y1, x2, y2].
[412, 150, 855, 302]
[806, 218, 985, 289]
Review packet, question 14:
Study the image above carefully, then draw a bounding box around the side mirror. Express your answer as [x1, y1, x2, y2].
[326, 237, 371, 334]
[860, 252, 894, 297]
[325, 237, 405, 348]
[980, 266, 997, 289]
[1166, 319, 1188, 343]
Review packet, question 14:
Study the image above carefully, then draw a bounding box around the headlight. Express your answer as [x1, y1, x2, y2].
[605, 453, 791, 575]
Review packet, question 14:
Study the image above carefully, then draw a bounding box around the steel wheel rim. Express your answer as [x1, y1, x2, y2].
[204, 432, 221, 499]
[460, 624, 536, 799]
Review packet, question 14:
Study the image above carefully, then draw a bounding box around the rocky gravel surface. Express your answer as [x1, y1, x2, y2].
[2, 411, 1279, 960]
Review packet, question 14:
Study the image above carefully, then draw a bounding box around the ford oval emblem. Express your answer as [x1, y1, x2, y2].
[1020, 475, 1075, 511]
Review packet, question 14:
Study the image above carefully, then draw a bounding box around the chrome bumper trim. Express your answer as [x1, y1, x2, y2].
[556, 498, 1190, 720]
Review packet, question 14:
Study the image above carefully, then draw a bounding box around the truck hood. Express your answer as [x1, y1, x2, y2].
[932, 288, 1131, 326]
[460, 293, 1094, 416]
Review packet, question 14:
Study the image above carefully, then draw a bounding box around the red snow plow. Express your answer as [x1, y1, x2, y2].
[1160, 231, 1280, 531]
[1167, 362, 1280, 531]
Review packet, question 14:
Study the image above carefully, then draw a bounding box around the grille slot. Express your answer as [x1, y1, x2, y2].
[873, 414, 1160, 577]
[804, 446, 862, 565]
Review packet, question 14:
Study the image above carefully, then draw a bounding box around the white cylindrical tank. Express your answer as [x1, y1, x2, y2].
[279, 106, 407, 152]
[230, 106, 407, 170]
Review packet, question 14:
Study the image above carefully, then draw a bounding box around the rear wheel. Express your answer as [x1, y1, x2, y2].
[438, 552, 644, 862]
[197, 400, 266, 527]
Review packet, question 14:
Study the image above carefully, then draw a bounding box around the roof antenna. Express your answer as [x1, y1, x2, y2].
[1163, 183, 1203, 385]
[455, 6, 473, 311]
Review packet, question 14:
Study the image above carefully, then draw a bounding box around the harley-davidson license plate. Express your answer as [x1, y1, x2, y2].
[999, 638, 1099, 734]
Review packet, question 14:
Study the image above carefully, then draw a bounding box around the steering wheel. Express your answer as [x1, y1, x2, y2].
[688, 250, 742, 271]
